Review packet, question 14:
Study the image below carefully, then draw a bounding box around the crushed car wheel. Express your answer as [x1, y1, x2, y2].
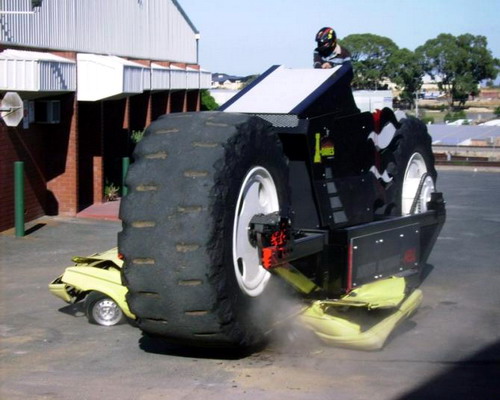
[119, 111, 292, 348]
[85, 291, 125, 326]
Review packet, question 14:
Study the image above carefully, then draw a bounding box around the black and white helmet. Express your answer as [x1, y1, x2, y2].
[315, 27, 336, 54]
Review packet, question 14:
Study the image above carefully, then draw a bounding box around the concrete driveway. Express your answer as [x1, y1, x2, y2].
[1, 169, 499, 399]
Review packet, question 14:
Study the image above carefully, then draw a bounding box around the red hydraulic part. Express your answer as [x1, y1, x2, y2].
[255, 215, 291, 270]
[262, 224, 289, 269]
[372, 109, 383, 133]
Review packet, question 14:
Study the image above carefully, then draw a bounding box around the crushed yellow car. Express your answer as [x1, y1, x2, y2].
[49, 248, 134, 326]
[50, 247, 421, 349]
[299, 277, 422, 351]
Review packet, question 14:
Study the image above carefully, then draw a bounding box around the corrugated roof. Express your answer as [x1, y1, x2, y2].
[427, 124, 500, 145]
[1, 0, 199, 64]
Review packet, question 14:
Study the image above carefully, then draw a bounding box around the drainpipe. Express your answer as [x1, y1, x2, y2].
[122, 157, 130, 197]
[14, 161, 25, 237]
[195, 33, 200, 66]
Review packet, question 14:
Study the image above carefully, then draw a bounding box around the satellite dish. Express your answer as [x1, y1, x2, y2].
[1, 92, 24, 127]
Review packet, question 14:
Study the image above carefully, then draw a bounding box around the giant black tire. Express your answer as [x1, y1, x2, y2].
[119, 111, 291, 348]
[383, 116, 437, 216]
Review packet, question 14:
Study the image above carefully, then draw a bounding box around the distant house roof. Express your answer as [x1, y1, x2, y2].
[480, 119, 500, 126]
[422, 74, 443, 84]
[427, 124, 500, 145]
[212, 73, 243, 83]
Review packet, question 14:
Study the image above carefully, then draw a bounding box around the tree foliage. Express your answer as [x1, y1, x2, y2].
[341, 33, 398, 89]
[416, 33, 499, 107]
[387, 48, 425, 107]
[340, 34, 424, 107]
[200, 89, 219, 111]
[340, 32, 498, 109]
[240, 74, 259, 89]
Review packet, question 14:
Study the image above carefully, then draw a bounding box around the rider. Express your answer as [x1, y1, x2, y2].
[313, 27, 351, 69]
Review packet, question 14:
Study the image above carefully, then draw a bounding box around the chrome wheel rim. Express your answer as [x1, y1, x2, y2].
[92, 298, 123, 326]
[232, 166, 279, 297]
[402, 153, 435, 215]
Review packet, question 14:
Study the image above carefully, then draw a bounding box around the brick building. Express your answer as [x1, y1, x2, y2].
[0, 0, 210, 231]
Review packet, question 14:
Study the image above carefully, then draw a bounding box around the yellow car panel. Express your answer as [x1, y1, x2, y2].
[48, 248, 135, 320]
[299, 277, 422, 351]
[48, 277, 74, 303]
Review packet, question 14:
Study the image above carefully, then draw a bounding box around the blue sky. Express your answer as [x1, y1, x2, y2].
[179, 0, 500, 77]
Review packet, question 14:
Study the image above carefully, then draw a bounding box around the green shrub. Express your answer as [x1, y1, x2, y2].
[201, 89, 218, 111]
[444, 110, 466, 123]
[420, 115, 435, 124]
[104, 182, 119, 201]
[130, 129, 145, 144]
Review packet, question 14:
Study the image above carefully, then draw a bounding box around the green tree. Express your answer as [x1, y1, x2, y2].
[416, 33, 499, 107]
[341, 33, 399, 89]
[387, 48, 424, 108]
[240, 74, 259, 89]
[444, 110, 467, 123]
[200, 89, 218, 111]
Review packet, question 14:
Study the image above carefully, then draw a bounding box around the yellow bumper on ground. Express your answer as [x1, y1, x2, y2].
[48, 277, 74, 303]
[299, 277, 422, 351]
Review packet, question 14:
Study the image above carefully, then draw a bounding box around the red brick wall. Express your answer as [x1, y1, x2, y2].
[46, 94, 78, 216]
[1, 80, 202, 232]
[0, 93, 81, 232]
[479, 89, 500, 99]
[92, 156, 103, 204]
[0, 123, 46, 232]
[50, 51, 77, 61]
[0, 124, 15, 231]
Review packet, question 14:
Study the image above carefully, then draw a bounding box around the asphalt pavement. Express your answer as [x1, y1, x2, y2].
[1, 168, 499, 400]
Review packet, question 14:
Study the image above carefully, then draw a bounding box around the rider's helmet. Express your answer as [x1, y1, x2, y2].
[315, 27, 336, 55]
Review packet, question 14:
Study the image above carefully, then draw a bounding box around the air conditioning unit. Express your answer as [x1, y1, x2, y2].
[35, 100, 60, 124]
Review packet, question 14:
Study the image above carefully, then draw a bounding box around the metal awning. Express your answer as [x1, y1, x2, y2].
[199, 69, 212, 89]
[170, 65, 187, 91]
[77, 54, 149, 101]
[1, 50, 210, 100]
[186, 66, 199, 90]
[0, 49, 76, 92]
[151, 63, 171, 91]
[151, 64, 211, 92]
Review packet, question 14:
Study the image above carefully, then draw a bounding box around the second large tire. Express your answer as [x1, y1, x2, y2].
[383, 117, 437, 216]
[119, 111, 291, 348]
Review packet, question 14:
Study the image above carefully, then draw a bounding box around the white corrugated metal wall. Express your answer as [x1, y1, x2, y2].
[0, 0, 198, 64]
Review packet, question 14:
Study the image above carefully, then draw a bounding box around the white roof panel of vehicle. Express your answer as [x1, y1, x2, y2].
[220, 65, 342, 114]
